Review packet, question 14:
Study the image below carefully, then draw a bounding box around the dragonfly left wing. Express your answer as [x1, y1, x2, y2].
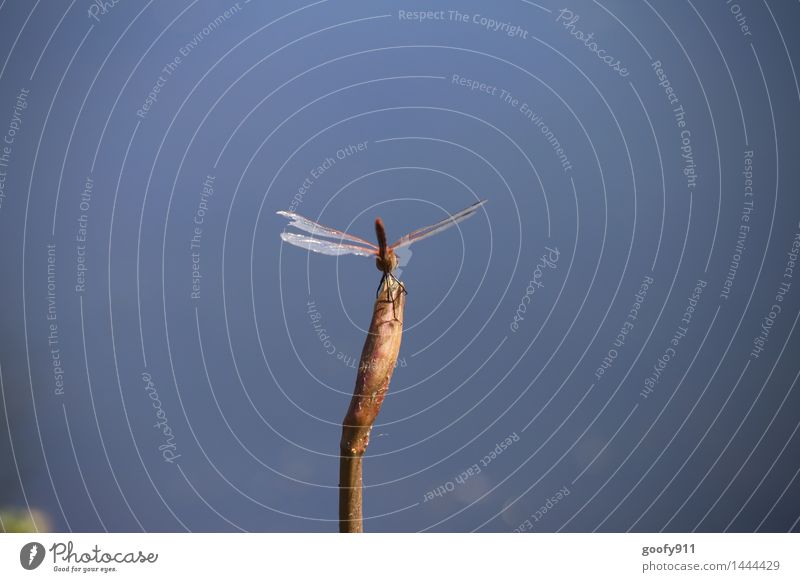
[279, 232, 376, 257]
[277, 210, 377, 248]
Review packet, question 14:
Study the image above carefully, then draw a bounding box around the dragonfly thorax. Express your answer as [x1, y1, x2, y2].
[376, 249, 397, 273]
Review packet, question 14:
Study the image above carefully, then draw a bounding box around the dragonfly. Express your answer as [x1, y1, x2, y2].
[277, 200, 487, 318]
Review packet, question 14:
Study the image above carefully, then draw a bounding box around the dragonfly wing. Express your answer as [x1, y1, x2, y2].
[280, 232, 376, 257]
[391, 199, 487, 249]
[393, 245, 413, 277]
[276, 210, 377, 248]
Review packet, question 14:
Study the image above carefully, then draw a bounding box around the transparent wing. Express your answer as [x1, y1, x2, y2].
[280, 232, 376, 257]
[276, 210, 377, 248]
[393, 245, 413, 278]
[391, 199, 487, 249]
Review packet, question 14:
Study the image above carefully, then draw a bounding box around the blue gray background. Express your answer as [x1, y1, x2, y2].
[0, 0, 799, 532]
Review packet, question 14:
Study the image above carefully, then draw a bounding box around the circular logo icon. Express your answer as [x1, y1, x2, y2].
[19, 542, 46, 570]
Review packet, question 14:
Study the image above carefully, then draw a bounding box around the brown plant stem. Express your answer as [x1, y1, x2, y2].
[339, 277, 405, 533]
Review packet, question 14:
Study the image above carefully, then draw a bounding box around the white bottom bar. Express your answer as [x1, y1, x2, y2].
[1, 533, 797, 580]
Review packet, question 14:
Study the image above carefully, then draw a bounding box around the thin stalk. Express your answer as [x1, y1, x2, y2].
[339, 277, 405, 533]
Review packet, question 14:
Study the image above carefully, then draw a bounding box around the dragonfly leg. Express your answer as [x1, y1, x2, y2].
[386, 273, 405, 322]
[375, 272, 388, 298]
[377, 272, 400, 321]
[388, 273, 407, 297]
[376, 272, 404, 322]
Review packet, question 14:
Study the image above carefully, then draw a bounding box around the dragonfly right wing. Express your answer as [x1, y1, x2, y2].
[390, 199, 487, 249]
[279, 232, 376, 257]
